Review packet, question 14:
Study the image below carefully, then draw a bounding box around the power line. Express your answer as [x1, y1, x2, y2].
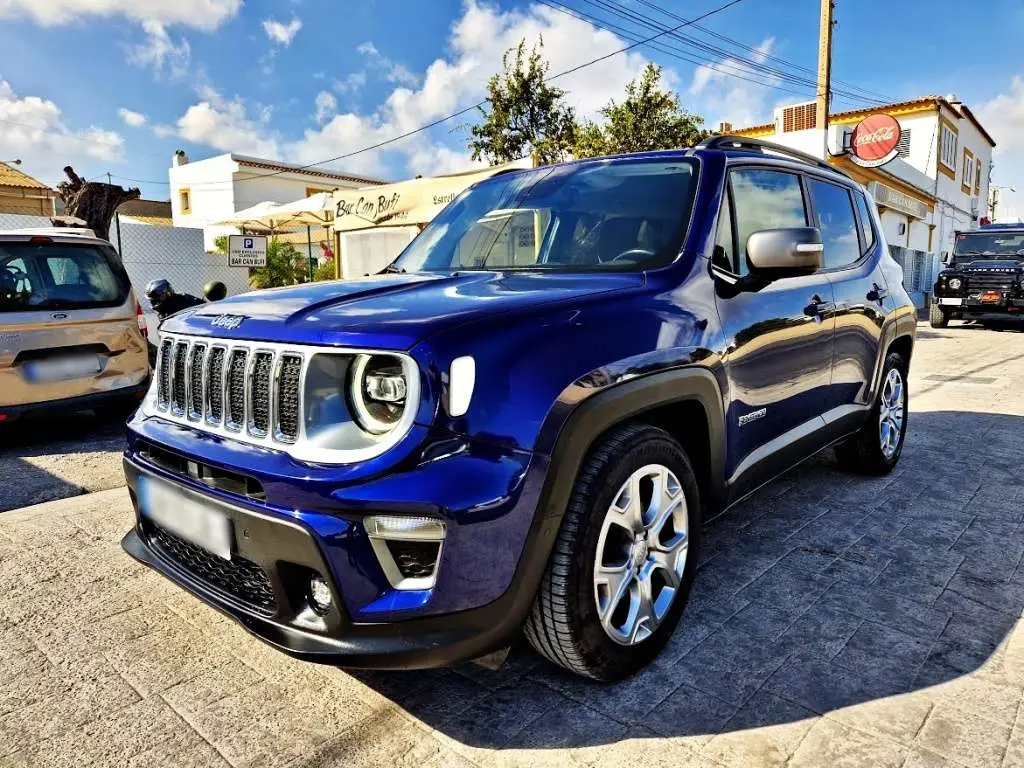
[625, 0, 894, 104]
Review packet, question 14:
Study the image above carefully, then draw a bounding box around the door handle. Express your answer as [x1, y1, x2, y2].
[804, 295, 835, 318]
[867, 283, 888, 304]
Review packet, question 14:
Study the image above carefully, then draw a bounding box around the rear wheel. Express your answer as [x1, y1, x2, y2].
[835, 351, 908, 475]
[929, 302, 949, 328]
[524, 423, 701, 681]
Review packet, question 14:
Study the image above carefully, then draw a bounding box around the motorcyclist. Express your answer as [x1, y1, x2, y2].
[145, 279, 204, 322]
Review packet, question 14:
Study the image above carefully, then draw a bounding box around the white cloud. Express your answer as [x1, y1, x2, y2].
[262, 17, 302, 47]
[0, 0, 241, 30]
[333, 71, 367, 94]
[117, 107, 147, 127]
[314, 91, 337, 126]
[126, 21, 191, 78]
[176, 88, 280, 157]
[0, 78, 123, 184]
[168, 0, 663, 178]
[689, 37, 781, 128]
[977, 76, 1024, 221]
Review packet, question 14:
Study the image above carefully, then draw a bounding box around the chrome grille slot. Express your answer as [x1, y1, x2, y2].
[170, 342, 188, 414]
[147, 333, 418, 465]
[157, 339, 172, 408]
[225, 349, 248, 431]
[249, 352, 274, 437]
[207, 347, 225, 424]
[966, 271, 1015, 293]
[187, 344, 206, 420]
[276, 355, 302, 443]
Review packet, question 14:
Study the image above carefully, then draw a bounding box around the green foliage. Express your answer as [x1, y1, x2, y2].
[313, 259, 337, 282]
[248, 238, 305, 289]
[469, 40, 577, 166]
[213, 235, 229, 254]
[573, 64, 708, 159]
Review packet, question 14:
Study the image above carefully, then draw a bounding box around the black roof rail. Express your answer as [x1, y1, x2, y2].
[697, 134, 849, 178]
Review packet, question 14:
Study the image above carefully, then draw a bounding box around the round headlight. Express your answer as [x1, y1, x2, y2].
[349, 354, 409, 434]
[948, 277, 962, 290]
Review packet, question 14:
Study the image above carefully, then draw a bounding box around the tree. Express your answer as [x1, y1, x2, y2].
[573, 64, 707, 159]
[469, 40, 577, 166]
[248, 238, 304, 289]
[57, 167, 140, 241]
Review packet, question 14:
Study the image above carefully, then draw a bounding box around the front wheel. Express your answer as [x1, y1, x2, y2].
[524, 423, 701, 681]
[835, 351, 908, 475]
[929, 302, 949, 328]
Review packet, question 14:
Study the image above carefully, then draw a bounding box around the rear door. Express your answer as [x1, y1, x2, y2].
[806, 180, 890, 424]
[0, 238, 148, 407]
[713, 166, 836, 499]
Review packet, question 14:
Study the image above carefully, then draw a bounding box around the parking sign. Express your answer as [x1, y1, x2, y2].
[228, 235, 268, 267]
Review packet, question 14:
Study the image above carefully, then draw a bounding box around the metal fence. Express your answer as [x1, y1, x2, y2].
[889, 245, 935, 293]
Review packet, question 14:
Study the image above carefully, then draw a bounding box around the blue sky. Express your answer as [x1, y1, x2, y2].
[1, 0, 1023, 213]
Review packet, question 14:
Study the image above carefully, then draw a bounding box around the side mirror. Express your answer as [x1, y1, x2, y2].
[746, 227, 823, 277]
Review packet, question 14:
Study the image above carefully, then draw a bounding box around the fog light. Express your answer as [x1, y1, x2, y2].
[309, 575, 332, 613]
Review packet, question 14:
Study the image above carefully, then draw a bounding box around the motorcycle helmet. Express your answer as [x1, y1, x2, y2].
[203, 281, 227, 301]
[144, 279, 173, 310]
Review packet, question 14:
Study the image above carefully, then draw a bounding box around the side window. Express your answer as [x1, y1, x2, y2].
[730, 169, 807, 276]
[712, 190, 734, 272]
[807, 179, 861, 269]
[854, 191, 876, 252]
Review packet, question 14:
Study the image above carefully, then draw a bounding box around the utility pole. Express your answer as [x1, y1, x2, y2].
[816, 0, 835, 157]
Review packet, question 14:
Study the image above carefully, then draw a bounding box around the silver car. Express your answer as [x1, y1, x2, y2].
[0, 229, 150, 424]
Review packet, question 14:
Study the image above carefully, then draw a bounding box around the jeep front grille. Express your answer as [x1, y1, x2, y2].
[966, 270, 1015, 293]
[157, 334, 304, 446]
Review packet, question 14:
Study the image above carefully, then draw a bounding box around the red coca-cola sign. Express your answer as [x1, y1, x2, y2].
[849, 114, 901, 167]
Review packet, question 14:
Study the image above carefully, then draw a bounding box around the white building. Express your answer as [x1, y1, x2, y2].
[729, 96, 996, 303]
[168, 151, 385, 250]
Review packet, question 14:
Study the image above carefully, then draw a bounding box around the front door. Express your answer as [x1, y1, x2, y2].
[713, 167, 836, 499]
[805, 178, 890, 423]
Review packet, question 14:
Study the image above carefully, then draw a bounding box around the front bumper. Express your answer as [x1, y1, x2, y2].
[121, 418, 555, 668]
[934, 296, 1024, 313]
[0, 380, 148, 421]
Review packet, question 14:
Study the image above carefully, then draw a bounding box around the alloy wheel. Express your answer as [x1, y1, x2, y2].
[878, 368, 905, 459]
[593, 464, 689, 646]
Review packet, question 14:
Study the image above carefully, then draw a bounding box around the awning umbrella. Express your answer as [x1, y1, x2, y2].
[215, 201, 302, 230]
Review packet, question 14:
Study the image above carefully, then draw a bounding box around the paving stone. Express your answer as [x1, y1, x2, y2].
[702, 691, 817, 768]
[828, 693, 934, 744]
[832, 621, 933, 687]
[127, 729, 232, 768]
[915, 702, 1014, 768]
[1006, 708, 1024, 768]
[924, 675, 1021, 730]
[641, 682, 738, 742]
[531, 666, 672, 726]
[817, 581, 951, 642]
[789, 717, 906, 767]
[776, 603, 863, 662]
[576, 726, 708, 768]
[673, 627, 792, 706]
[426, 681, 562, 749]
[281, 707, 436, 768]
[935, 589, 1019, 652]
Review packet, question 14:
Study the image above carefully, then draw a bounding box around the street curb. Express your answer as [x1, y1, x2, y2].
[0, 485, 130, 524]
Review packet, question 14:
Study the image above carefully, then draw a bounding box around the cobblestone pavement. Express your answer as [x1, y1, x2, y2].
[2, 321, 1024, 767]
[0, 411, 128, 512]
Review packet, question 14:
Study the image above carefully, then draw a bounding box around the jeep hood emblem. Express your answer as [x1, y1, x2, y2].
[210, 314, 245, 330]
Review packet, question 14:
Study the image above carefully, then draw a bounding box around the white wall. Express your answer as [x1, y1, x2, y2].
[112, 221, 251, 336]
[340, 227, 418, 278]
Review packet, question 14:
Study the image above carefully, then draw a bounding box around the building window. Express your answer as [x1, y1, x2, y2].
[939, 123, 958, 172]
[305, 187, 330, 198]
[975, 161, 983, 195]
[782, 103, 817, 133]
[962, 149, 974, 193]
[179, 188, 191, 214]
[896, 129, 912, 158]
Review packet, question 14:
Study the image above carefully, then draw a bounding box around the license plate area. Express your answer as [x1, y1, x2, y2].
[981, 291, 1002, 304]
[25, 354, 101, 382]
[139, 476, 233, 560]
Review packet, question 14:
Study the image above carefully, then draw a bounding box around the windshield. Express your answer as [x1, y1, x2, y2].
[954, 231, 1024, 261]
[0, 242, 130, 312]
[392, 158, 698, 274]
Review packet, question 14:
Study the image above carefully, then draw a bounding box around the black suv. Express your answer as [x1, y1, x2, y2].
[931, 223, 1024, 327]
[123, 136, 917, 681]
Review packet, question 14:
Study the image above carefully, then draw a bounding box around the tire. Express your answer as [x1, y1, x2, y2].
[929, 302, 949, 328]
[835, 351, 908, 475]
[524, 423, 701, 681]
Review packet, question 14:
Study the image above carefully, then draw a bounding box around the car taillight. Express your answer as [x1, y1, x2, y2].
[135, 299, 148, 339]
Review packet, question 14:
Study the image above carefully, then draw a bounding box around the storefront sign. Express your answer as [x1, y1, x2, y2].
[868, 181, 929, 220]
[228, 234, 268, 267]
[850, 114, 901, 168]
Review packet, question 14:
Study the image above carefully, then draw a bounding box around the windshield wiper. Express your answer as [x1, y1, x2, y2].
[380, 264, 406, 274]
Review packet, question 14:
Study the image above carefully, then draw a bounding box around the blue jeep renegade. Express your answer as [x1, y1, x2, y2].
[122, 136, 917, 681]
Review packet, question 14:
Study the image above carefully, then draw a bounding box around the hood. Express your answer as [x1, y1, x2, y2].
[162, 271, 645, 349]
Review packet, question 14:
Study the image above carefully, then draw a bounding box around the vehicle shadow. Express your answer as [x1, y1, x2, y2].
[345, 410, 1024, 753]
[0, 410, 128, 512]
